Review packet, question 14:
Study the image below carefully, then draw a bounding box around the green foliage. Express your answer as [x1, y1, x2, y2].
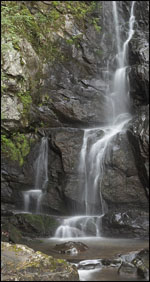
[66, 33, 83, 46]
[64, 1, 96, 20]
[92, 18, 101, 32]
[66, 38, 74, 45]
[1, 133, 32, 166]
[1, 1, 61, 62]
[1, 1, 101, 62]
[17, 91, 32, 115]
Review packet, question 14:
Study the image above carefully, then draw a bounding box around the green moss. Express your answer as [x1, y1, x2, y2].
[23, 214, 45, 233]
[12, 40, 21, 51]
[2, 1, 101, 63]
[1, 133, 32, 166]
[23, 214, 58, 231]
[66, 33, 83, 47]
[14, 214, 59, 237]
[57, 258, 66, 264]
[11, 245, 23, 252]
[2, 223, 23, 244]
[92, 18, 102, 32]
[17, 90, 32, 115]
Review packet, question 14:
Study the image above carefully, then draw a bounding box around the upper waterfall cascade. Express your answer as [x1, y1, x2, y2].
[54, 1, 136, 238]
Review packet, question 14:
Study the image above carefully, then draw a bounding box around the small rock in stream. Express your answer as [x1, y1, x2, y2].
[53, 241, 88, 255]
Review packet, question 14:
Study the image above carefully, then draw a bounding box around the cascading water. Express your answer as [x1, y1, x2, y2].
[23, 137, 48, 213]
[55, 1, 136, 238]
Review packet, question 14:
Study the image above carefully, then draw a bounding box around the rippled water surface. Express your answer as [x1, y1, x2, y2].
[27, 237, 149, 281]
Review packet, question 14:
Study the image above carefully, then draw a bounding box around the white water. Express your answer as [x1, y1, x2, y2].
[23, 137, 48, 213]
[55, 1, 136, 239]
[55, 215, 104, 238]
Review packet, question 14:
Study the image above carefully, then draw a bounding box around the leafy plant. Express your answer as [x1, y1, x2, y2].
[17, 91, 32, 115]
[1, 133, 32, 166]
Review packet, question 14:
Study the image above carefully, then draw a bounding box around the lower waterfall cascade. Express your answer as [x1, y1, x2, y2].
[23, 137, 48, 213]
[54, 1, 136, 238]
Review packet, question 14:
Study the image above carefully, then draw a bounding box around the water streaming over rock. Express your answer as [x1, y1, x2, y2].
[23, 137, 48, 213]
[55, 1, 136, 238]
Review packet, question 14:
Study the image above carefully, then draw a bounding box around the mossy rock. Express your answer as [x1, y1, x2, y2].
[132, 249, 149, 279]
[2, 223, 23, 244]
[9, 213, 59, 238]
[1, 242, 79, 281]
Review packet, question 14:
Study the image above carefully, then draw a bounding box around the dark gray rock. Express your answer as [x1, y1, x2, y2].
[53, 241, 88, 255]
[101, 129, 148, 211]
[132, 249, 149, 279]
[2, 213, 60, 241]
[127, 106, 149, 198]
[102, 210, 149, 238]
[129, 1, 149, 107]
[118, 248, 149, 280]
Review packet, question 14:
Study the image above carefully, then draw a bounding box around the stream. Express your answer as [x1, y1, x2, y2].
[27, 236, 149, 281]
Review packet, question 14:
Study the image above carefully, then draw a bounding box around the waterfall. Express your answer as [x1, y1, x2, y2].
[112, 1, 121, 65]
[112, 1, 135, 119]
[34, 136, 49, 191]
[23, 137, 48, 213]
[55, 1, 136, 238]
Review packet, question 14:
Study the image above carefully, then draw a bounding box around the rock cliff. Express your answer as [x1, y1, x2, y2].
[1, 1, 149, 238]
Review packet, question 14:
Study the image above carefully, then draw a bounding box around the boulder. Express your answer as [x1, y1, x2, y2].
[102, 210, 149, 238]
[1, 242, 79, 281]
[132, 249, 149, 279]
[118, 248, 149, 280]
[78, 259, 102, 270]
[1, 213, 60, 242]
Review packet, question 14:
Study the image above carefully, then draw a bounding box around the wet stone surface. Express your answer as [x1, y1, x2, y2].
[53, 241, 88, 255]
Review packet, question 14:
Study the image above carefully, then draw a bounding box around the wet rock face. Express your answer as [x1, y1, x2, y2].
[100, 1, 149, 237]
[102, 210, 149, 239]
[39, 128, 84, 214]
[38, 61, 110, 127]
[1, 213, 60, 242]
[129, 1, 149, 107]
[101, 129, 148, 211]
[1, 128, 84, 216]
[127, 106, 149, 196]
